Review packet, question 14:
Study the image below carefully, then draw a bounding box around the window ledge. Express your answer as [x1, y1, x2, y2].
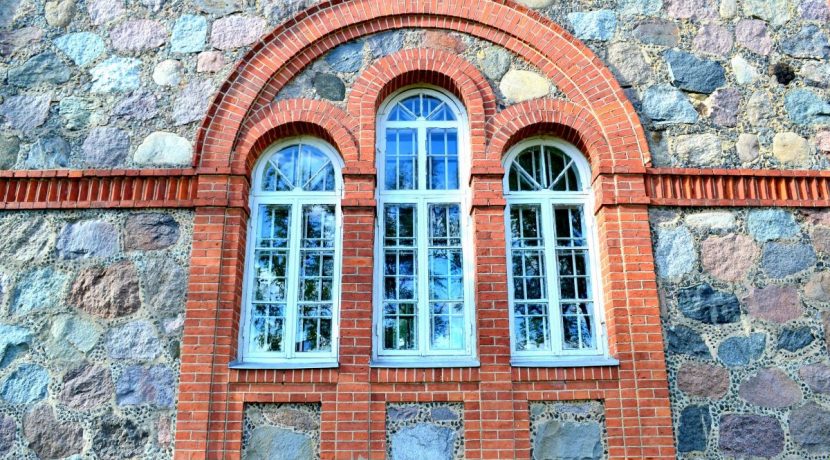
[370, 359, 480, 369]
[229, 360, 339, 370]
[510, 356, 620, 368]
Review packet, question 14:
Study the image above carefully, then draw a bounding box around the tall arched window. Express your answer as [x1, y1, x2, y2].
[373, 88, 476, 366]
[504, 138, 609, 366]
[236, 138, 342, 368]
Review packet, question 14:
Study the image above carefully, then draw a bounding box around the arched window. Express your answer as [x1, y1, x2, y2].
[237, 138, 342, 368]
[504, 139, 608, 366]
[373, 88, 476, 366]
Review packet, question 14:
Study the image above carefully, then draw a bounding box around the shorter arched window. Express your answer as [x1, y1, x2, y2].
[504, 139, 609, 366]
[236, 138, 342, 368]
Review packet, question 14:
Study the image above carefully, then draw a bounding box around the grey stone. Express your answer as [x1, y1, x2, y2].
[677, 362, 729, 399]
[747, 209, 799, 241]
[0, 0, 21, 27]
[195, 0, 243, 15]
[684, 211, 736, 231]
[667, 0, 717, 19]
[761, 242, 816, 278]
[693, 24, 733, 56]
[705, 88, 740, 127]
[115, 364, 176, 408]
[666, 325, 710, 360]
[325, 42, 364, 73]
[607, 42, 650, 86]
[805, 272, 830, 301]
[113, 91, 158, 121]
[736, 134, 760, 162]
[735, 19, 772, 56]
[0, 215, 54, 263]
[8, 52, 70, 88]
[0, 93, 52, 134]
[618, 0, 663, 17]
[673, 133, 722, 167]
[25, 136, 69, 169]
[567, 10, 616, 41]
[142, 257, 188, 315]
[45, 0, 75, 27]
[633, 19, 679, 47]
[91, 57, 142, 93]
[799, 363, 830, 394]
[87, 0, 124, 25]
[778, 326, 814, 352]
[387, 405, 419, 421]
[106, 320, 161, 360]
[10, 267, 68, 315]
[69, 261, 141, 319]
[59, 97, 94, 131]
[801, 0, 830, 19]
[0, 134, 19, 168]
[153, 59, 182, 86]
[60, 363, 113, 410]
[171, 14, 207, 53]
[0, 324, 32, 368]
[430, 407, 459, 421]
[56, 220, 119, 260]
[82, 127, 130, 167]
[654, 226, 697, 279]
[785, 89, 830, 126]
[782, 25, 830, 59]
[731, 55, 760, 85]
[140, 0, 166, 11]
[245, 426, 314, 460]
[173, 79, 215, 125]
[54, 32, 105, 66]
[677, 284, 740, 325]
[533, 420, 602, 460]
[802, 62, 830, 88]
[790, 402, 830, 454]
[210, 15, 266, 50]
[678, 405, 710, 452]
[93, 414, 149, 460]
[0, 363, 49, 404]
[642, 85, 698, 126]
[476, 47, 511, 81]
[134, 132, 193, 165]
[718, 414, 783, 457]
[0, 27, 43, 58]
[23, 404, 83, 458]
[0, 414, 14, 453]
[313, 73, 345, 101]
[742, 0, 790, 27]
[391, 423, 455, 460]
[718, 333, 765, 367]
[368, 31, 404, 59]
[125, 213, 180, 251]
[47, 314, 102, 361]
[739, 368, 802, 408]
[663, 49, 725, 94]
[111, 20, 167, 52]
[263, 408, 318, 431]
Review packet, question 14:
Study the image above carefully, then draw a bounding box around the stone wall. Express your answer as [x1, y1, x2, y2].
[653, 207, 830, 458]
[385, 402, 465, 460]
[242, 403, 321, 460]
[0, 209, 192, 459]
[529, 401, 606, 460]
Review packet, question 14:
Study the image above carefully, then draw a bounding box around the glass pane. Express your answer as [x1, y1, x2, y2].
[510, 206, 542, 248]
[295, 304, 333, 353]
[508, 144, 583, 192]
[427, 128, 459, 190]
[383, 303, 417, 350]
[250, 304, 285, 353]
[262, 144, 335, 192]
[429, 204, 461, 247]
[384, 129, 417, 190]
[513, 303, 550, 352]
[561, 303, 595, 350]
[430, 302, 465, 350]
[384, 204, 416, 247]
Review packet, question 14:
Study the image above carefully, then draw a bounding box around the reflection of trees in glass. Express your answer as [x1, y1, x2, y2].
[262, 144, 336, 192]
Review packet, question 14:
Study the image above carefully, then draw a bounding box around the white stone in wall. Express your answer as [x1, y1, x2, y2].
[133, 132, 193, 166]
[772, 132, 810, 165]
[499, 70, 550, 103]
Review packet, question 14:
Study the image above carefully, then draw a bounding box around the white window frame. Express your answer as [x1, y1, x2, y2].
[232, 136, 344, 369]
[504, 138, 615, 368]
[372, 87, 479, 367]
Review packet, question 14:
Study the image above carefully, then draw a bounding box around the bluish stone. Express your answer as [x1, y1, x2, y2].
[368, 31, 404, 58]
[59, 97, 94, 131]
[91, 57, 141, 93]
[10, 267, 69, 315]
[56, 220, 119, 260]
[173, 79, 215, 126]
[663, 49, 725, 94]
[0, 324, 32, 367]
[643, 85, 698, 125]
[785, 89, 830, 126]
[325, 42, 364, 73]
[782, 25, 830, 59]
[82, 127, 130, 168]
[761, 242, 816, 278]
[618, 0, 663, 17]
[430, 407, 459, 421]
[778, 326, 814, 352]
[678, 405, 711, 453]
[105, 320, 161, 361]
[313, 73, 346, 101]
[115, 365, 176, 408]
[0, 363, 49, 404]
[678, 284, 741, 325]
[533, 420, 603, 459]
[171, 14, 207, 54]
[245, 426, 314, 460]
[633, 19, 679, 46]
[567, 10, 617, 41]
[790, 402, 830, 454]
[719, 414, 784, 457]
[747, 209, 800, 242]
[654, 226, 697, 279]
[666, 325, 711, 360]
[54, 32, 105, 66]
[7, 52, 71, 88]
[25, 136, 69, 169]
[718, 333, 766, 367]
[390, 423, 455, 460]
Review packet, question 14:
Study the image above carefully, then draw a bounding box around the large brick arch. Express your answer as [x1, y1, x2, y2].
[194, 0, 649, 174]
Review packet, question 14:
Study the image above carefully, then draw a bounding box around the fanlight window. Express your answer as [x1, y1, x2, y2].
[239, 140, 342, 367]
[504, 140, 607, 365]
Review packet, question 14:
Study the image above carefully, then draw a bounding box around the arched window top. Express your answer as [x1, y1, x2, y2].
[258, 139, 341, 194]
[387, 93, 457, 122]
[505, 139, 590, 193]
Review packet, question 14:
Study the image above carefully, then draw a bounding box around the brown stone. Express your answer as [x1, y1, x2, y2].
[738, 368, 802, 408]
[423, 31, 467, 53]
[68, 261, 141, 319]
[59, 363, 113, 410]
[800, 363, 830, 394]
[123, 212, 180, 251]
[700, 234, 758, 282]
[745, 285, 802, 323]
[804, 209, 830, 227]
[23, 404, 84, 459]
[811, 226, 830, 254]
[805, 272, 830, 302]
[677, 361, 729, 399]
[263, 408, 318, 432]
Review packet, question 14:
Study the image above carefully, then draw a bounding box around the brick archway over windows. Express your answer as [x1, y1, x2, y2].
[178, 1, 674, 459]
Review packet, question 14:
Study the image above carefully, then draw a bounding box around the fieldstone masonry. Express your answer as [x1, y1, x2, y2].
[242, 403, 321, 460]
[529, 401, 607, 460]
[385, 403, 465, 460]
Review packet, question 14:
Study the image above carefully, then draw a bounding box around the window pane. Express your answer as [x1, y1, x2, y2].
[427, 128, 459, 190]
[383, 303, 417, 350]
[262, 144, 335, 192]
[384, 129, 417, 190]
[295, 205, 336, 353]
[554, 206, 596, 351]
[561, 303, 595, 350]
[428, 204, 465, 351]
[508, 144, 582, 192]
[250, 304, 285, 353]
[384, 204, 416, 247]
[513, 303, 550, 351]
